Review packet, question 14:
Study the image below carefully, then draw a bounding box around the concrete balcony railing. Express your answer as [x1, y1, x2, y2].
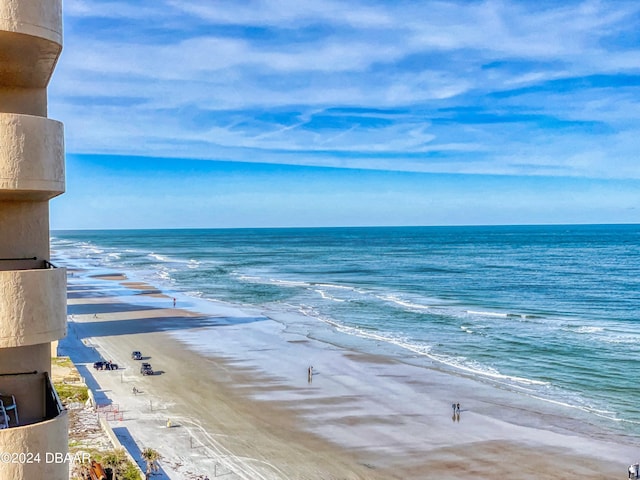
[0, 114, 64, 200]
[0, 258, 66, 348]
[0, 0, 63, 88]
[0, 372, 68, 479]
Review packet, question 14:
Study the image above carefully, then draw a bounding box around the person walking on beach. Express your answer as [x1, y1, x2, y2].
[308, 365, 313, 383]
[173, 297, 176, 307]
[456, 403, 461, 414]
[452, 403, 456, 415]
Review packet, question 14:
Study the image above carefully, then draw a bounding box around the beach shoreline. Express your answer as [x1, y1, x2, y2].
[60, 269, 639, 479]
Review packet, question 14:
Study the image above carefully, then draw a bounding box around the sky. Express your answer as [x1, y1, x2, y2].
[49, 0, 640, 229]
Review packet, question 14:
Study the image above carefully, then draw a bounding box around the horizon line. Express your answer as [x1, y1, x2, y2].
[51, 222, 640, 233]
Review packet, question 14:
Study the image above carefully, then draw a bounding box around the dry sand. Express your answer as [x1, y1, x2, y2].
[59, 272, 640, 479]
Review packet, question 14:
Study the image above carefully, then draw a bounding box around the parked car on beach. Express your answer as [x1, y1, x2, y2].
[140, 363, 153, 375]
[94, 361, 118, 370]
[131, 351, 142, 360]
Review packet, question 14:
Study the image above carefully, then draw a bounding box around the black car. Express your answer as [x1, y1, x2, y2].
[94, 361, 118, 370]
[131, 351, 142, 360]
[140, 363, 153, 375]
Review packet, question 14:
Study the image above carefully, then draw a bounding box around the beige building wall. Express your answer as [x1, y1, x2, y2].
[0, 202, 51, 256]
[0, 1, 68, 479]
[0, 412, 69, 479]
[0, 265, 67, 348]
[0, 88, 47, 116]
[0, 114, 65, 198]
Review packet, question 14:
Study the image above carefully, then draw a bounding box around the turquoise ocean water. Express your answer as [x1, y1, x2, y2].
[52, 225, 640, 437]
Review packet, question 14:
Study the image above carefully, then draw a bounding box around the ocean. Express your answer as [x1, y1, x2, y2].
[51, 224, 640, 437]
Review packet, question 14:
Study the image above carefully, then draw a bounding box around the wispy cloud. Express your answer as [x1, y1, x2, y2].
[50, 0, 640, 179]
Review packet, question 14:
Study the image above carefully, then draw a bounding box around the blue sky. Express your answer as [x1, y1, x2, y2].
[49, 0, 640, 229]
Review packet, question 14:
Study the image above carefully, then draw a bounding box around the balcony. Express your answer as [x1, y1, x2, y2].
[0, 371, 64, 427]
[0, 0, 63, 88]
[0, 258, 66, 348]
[0, 371, 68, 478]
[0, 113, 64, 200]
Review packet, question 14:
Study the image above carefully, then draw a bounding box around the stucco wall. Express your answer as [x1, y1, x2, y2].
[0, 201, 50, 257]
[0, 0, 62, 44]
[0, 113, 64, 198]
[0, 409, 68, 479]
[0, 267, 66, 348]
[0, 87, 46, 116]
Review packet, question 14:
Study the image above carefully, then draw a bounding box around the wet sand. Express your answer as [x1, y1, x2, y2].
[60, 271, 639, 479]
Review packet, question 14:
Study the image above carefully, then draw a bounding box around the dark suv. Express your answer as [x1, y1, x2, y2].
[94, 361, 118, 370]
[140, 363, 153, 375]
[131, 351, 142, 360]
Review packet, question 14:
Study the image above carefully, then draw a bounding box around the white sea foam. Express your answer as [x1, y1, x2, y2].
[235, 274, 263, 282]
[517, 391, 624, 423]
[234, 274, 310, 288]
[378, 294, 431, 311]
[306, 310, 550, 388]
[233, 274, 439, 317]
[149, 252, 171, 262]
[574, 326, 604, 334]
[156, 269, 174, 283]
[51, 238, 75, 246]
[426, 352, 550, 387]
[271, 278, 310, 287]
[466, 310, 508, 318]
[314, 283, 360, 291]
[314, 289, 346, 302]
[158, 270, 170, 279]
[79, 247, 104, 256]
[235, 275, 371, 306]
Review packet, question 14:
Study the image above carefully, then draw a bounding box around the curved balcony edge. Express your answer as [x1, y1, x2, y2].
[0, 409, 68, 479]
[0, 0, 63, 45]
[0, 265, 67, 348]
[0, 113, 65, 200]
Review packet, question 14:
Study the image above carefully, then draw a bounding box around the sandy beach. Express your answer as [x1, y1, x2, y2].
[60, 271, 639, 479]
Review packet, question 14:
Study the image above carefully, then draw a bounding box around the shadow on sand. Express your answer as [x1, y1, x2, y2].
[61, 302, 265, 403]
[68, 303, 264, 339]
[111, 425, 172, 480]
